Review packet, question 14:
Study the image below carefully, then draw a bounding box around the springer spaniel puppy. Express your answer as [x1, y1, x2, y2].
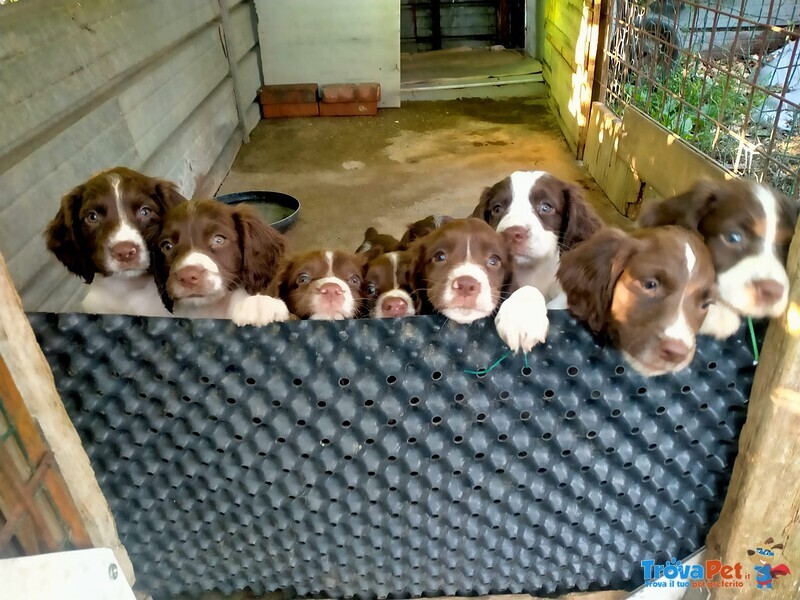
[154, 199, 290, 326]
[364, 250, 416, 318]
[355, 227, 401, 254]
[639, 179, 798, 338]
[471, 171, 603, 307]
[355, 215, 454, 255]
[268, 250, 367, 319]
[406, 218, 514, 324]
[557, 226, 717, 376]
[399, 214, 454, 248]
[45, 167, 186, 316]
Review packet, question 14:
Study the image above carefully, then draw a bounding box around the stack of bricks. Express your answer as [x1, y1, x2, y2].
[258, 83, 319, 118]
[257, 83, 381, 119]
[319, 83, 380, 116]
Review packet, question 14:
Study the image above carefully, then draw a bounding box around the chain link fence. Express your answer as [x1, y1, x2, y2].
[602, 0, 800, 196]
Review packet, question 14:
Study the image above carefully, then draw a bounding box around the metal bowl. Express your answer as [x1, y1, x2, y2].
[216, 190, 300, 233]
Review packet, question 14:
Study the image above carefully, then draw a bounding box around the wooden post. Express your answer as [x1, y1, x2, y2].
[0, 252, 134, 584]
[705, 221, 800, 599]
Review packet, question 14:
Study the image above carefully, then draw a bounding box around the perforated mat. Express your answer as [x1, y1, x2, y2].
[29, 311, 760, 600]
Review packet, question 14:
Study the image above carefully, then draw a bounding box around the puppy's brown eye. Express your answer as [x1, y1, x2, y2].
[349, 275, 361, 286]
[642, 279, 659, 291]
[434, 251, 446, 262]
[138, 206, 152, 218]
[297, 273, 311, 285]
[160, 240, 173, 252]
[212, 235, 226, 246]
[366, 283, 377, 295]
[538, 202, 553, 214]
[487, 254, 501, 267]
[491, 204, 503, 215]
[85, 211, 99, 224]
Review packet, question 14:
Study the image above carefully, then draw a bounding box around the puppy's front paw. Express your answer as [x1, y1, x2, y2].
[229, 294, 290, 326]
[700, 303, 741, 339]
[495, 286, 549, 352]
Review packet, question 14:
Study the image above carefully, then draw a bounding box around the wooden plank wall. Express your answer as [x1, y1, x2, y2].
[584, 102, 729, 219]
[0, 0, 263, 313]
[542, 0, 598, 155]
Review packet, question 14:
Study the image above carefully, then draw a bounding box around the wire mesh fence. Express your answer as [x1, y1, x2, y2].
[602, 0, 800, 196]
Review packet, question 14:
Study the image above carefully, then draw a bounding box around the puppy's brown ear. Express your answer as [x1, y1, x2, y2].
[561, 183, 604, 252]
[233, 205, 287, 294]
[557, 228, 637, 333]
[150, 179, 186, 213]
[266, 257, 294, 303]
[405, 239, 433, 315]
[470, 186, 495, 220]
[151, 241, 174, 313]
[45, 186, 96, 283]
[638, 180, 718, 230]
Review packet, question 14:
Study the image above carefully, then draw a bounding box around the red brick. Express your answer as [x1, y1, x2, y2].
[261, 102, 319, 118]
[259, 84, 318, 105]
[320, 83, 381, 104]
[318, 101, 378, 117]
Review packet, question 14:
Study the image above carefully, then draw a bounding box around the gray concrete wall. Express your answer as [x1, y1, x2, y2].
[0, 0, 263, 312]
[256, 0, 401, 108]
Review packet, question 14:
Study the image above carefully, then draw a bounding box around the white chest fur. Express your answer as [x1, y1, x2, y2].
[81, 275, 171, 317]
[512, 254, 564, 306]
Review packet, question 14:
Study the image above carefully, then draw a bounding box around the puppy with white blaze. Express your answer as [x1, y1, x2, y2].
[268, 250, 367, 320]
[639, 179, 799, 339]
[154, 199, 290, 326]
[472, 170, 603, 308]
[45, 167, 186, 316]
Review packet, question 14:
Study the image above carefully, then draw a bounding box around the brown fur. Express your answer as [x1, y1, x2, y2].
[45, 167, 186, 282]
[154, 199, 286, 311]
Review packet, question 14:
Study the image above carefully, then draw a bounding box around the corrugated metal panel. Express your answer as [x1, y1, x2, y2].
[0, 0, 263, 312]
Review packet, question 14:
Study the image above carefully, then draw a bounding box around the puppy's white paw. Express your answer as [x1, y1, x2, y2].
[700, 303, 741, 339]
[229, 294, 291, 326]
[495, 286, 549, 352]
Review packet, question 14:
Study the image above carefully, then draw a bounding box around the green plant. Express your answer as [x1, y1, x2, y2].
[622, 61, 765, 158]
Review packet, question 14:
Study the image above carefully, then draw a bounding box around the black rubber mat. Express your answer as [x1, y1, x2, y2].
[28, 311, 760, 599]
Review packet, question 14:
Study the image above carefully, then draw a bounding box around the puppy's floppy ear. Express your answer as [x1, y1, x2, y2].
[470, 186, 495, 221]
[45, 186, 96, 283]
[557, 227, 637, 333]
[266, 257, 294, 304]
[151, 242, 174, 313]
[150, 179, 186, 213]
[405, 239, 434, 315]
[638, 179, 717, 230]
[232, 204, 287, 294]
[561, 183, 604, 251]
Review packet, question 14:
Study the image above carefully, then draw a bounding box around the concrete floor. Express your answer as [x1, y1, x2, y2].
[218, 99, 629, 257]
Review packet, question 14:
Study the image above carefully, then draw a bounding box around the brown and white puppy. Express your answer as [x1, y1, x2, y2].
[154, 199, 289, 325]
[355, 227, 401, 254]
[399, 214, 454, 248]
[364, 250, 416, 318]
[406, 218, 513, 324]
[557, 226, 717, 377]
[639, 179, 798, 338]
[268, 250, 367, 320]
[45, 167, 186, 316]
[472, 171, 603, 307]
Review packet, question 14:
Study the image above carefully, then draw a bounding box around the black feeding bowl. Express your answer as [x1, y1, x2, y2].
[216, 191, 300, 234]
